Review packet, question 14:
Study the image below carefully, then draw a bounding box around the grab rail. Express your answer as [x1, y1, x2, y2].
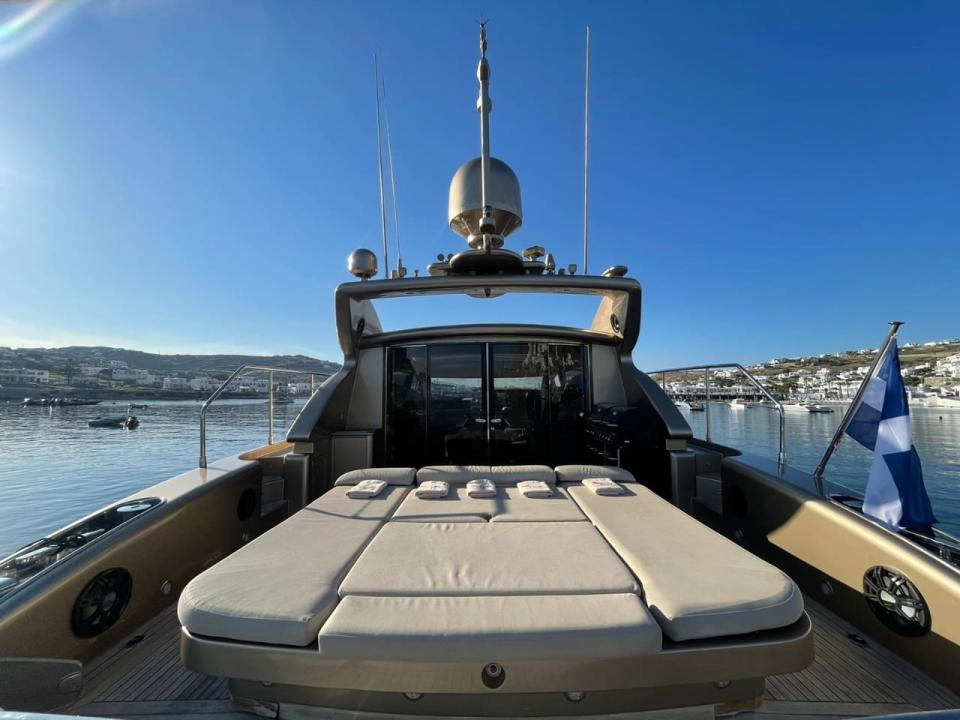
[649, 363, 785, 466]
[199, 365, 329, 468]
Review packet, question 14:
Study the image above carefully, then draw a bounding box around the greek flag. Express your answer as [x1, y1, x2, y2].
[845, 339, 937, 530]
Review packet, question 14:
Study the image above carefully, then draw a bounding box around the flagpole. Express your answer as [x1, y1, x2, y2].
[812, 321, 904, 495]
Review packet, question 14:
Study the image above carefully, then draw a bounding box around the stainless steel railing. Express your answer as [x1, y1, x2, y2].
[199, 365, 329, 468]
[650, 363, 785, 466]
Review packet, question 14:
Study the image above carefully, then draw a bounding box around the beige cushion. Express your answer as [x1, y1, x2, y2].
[335, 467, 416, 486]
[340, 521, 639, 597]
[490, 465, 556, 484]
[416, 465, 555, 485]
[391, 486, 586, 523]
[178, 486, 408, 646]
[555, 464, 637, 484]
[568, 484, 803, 641]
[416, 465, 490, 484]
[317, 594, 661, 662]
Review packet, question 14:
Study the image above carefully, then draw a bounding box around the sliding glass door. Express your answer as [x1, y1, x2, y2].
[386, 342, 586, 468]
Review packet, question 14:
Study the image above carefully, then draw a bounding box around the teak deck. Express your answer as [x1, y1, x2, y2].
[68, 597, 958, 720]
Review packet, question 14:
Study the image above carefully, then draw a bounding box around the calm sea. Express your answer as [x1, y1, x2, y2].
[0, 399, 957, 556]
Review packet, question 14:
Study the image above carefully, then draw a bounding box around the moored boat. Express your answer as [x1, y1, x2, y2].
[88, 416, 140, 429]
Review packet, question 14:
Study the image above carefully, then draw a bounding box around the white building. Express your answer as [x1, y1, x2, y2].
[0, 368, 49, 385]
[227, 377, 269, 394]
[106, 359, 129, 369]
[163, 377, 191, 391]
[189, 376, 219, 392]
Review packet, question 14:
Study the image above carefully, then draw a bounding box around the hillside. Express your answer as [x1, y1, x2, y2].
[0, 346, 340, 376]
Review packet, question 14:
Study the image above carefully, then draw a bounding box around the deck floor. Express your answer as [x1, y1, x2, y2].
[69, 597, 959, 720]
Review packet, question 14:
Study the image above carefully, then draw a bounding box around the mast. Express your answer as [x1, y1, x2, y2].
[477, 21, 494, 251]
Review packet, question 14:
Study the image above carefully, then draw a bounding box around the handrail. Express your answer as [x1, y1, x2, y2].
[199, 365, 329, 468]
[649, 363, 785, 467]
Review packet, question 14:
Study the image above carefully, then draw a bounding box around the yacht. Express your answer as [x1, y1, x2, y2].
[1, 27, 958, 720]
[729, 398, 757, 409]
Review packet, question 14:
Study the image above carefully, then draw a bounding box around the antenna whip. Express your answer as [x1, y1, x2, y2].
[374, 54, 389, 273]
[380, 62, 403, 275]
[583, 25, 591, 275]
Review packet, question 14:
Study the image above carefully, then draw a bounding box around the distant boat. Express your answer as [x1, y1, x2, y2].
[89, 416, 140, 429]
[128, 403, 150, 410]
[730, 398, 756, 409]
[673, 399, 690, 410]
[689, 402, 705, 411]
[806, 404, 834, 414]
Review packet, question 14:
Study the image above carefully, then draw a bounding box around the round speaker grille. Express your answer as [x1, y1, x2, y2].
[71, 567, 133, 638]
[863, 565, 929, 637]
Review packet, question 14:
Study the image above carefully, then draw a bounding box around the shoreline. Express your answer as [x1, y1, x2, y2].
[0, 385, 289, 403]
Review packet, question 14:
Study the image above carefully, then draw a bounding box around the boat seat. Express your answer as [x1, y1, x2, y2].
[391, 485, 586, 523]
[317, 593, 662, 662]
[555, 464, 638, 484]
[177, 485, 409, 646]
[339, 521, 639, 597]
[568, 483, 804, 641]
[334, 467, 416, 486]
[416, 464, 555, 485]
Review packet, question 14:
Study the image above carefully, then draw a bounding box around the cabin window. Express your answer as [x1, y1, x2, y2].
[386, 342, 586, 467]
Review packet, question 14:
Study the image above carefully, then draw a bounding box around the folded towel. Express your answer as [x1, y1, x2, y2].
[346, 479, 387, 499]
[466, 478, 496, 498]
[415, 480, 449, 499]
[517, 480, 553, 498]
[582, 477, 625, 496]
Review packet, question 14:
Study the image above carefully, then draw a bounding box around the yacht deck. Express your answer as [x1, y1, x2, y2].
[68, 596, 958, 720]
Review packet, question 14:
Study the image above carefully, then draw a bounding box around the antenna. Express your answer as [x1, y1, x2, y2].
[582, 25, 591, 275]
[374, 54, 389, 273]
[477, 19, 495, 250]
[380, 61, 403, 276]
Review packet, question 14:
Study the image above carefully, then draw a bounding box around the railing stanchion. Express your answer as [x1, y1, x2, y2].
[268, 371, 274, 445]
[705, 367, 711, 444]
[651, 362, 784, 466]
[199, 364, 330, 468]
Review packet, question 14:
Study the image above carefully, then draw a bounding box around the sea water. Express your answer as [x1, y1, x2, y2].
[0, 399, 956, 556]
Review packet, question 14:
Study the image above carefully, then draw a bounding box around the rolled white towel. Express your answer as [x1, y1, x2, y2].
[582, 477, 625, 496]
[415, 480, 450, 499]
[466, 478, 496, 498]
[517, 480, 553, 498]
[346, 479, 387, 499]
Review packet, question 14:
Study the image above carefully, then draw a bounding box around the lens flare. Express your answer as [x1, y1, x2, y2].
[0, 0, 84, 62]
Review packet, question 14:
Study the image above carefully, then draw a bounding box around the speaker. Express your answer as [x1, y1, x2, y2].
[71, 568, 133, 638]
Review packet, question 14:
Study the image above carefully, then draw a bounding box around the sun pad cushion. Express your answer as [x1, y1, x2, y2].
[568, 484, 803, 641]
[177, 486, 408, 646]
[317, 593, 662, 661]
[391, 485, 586, 523]
[339, 521, 639, 597]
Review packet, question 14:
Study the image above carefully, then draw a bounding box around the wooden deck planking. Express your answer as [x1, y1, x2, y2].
[70, 596, 959, 718]
[765, 598, 959, 712]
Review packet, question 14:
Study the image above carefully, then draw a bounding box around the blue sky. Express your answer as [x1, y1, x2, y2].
[1, 0, 958, 369]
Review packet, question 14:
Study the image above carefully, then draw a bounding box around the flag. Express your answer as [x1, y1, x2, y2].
[845, 339, 937, 530]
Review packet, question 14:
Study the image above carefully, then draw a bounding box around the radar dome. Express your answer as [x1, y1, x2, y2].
[448, 157, 522, 247]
